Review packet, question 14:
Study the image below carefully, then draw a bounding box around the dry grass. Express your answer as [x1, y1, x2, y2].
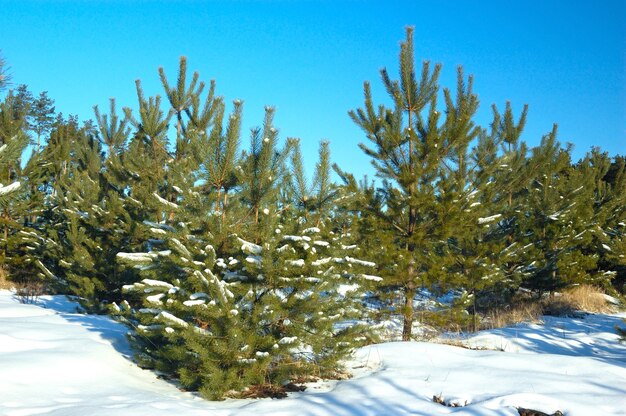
[481, 301, 544, 330]
[547, 285, 617, 315]
[481, 285, 618, 330]
[232, 382, 306, 399]
[0, 265, 15, 290]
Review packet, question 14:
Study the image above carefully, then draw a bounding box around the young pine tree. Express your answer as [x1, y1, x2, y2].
[577, 150, 625, 292]
[350, 27, 486, 339]
[0, 89, 30, 267]
[118, 92, 376, 398]
[519, 130, 602, 295]
[28, 91, 56, 152]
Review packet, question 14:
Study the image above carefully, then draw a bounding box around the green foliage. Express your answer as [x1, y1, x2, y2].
[0, 133, 28, 203]
[512, 131, 612, 294]
[0, 85, 31, 272]
[159, 56, 204, 145]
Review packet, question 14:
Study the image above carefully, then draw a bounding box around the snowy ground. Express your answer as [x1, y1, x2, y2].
[1, 290, 626, 416]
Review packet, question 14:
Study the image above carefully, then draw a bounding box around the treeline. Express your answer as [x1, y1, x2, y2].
[0, 29, 624, 398]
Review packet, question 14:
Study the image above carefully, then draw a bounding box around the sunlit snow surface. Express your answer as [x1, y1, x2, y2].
[1, 290, 626, 415]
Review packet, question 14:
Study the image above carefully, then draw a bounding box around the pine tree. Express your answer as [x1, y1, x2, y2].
[581, 151, 625, 291]
[115, 81, 242, 397]
[94, 98, 130, 161]
[602, 156, 626, 292]
[289, 139, 339, 226]
[351, 27, 489, 339]
[0, 52, 10, 92]
[518, 130, 603, 295]
[117, 74, 376, 397]
[0, 89, 29, 142]
[236, 106, 292, 235]
[0, 89, 30, 261]
[33, 119, 99, 296]
[29, 91, 56, 152]
[13, 85, 33, 120]
[440, 102, 500, 330]
[333, 169, 403, 333]
[22, 111, 138, 309]
[194, 96, 238, 231]
[123, 80, 173, 223]
[481, 102, 538, 302]
[0, 131, 29, 263]
[444, 101, 539, 330]
[59, 128, 132, 309]
[0, 135, 28, 208]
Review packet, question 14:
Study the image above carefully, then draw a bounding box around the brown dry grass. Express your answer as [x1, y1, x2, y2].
[481, 285, 618, 330]
[233, 382, 306, 399]
[481, 301, 544, 330]
[547, 284, 617, 315]
[0, 265, 14, 290]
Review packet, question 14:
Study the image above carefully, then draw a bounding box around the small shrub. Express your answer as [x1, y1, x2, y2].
[15, 280, 46, 304]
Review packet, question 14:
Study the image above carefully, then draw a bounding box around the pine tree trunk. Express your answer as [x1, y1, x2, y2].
[402, 280, 416, 341]
[472, 289, 478, 332]
[222, 191, 228, 223]
[2, 208, 8, 257]
[215, 186, 222, 213]
[176, 114, 182, 145]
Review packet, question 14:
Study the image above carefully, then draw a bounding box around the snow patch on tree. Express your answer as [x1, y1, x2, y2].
[0, 181, 20, 195]
[141, 279, 174, 289]
[278, 336, 297, 345]
[359, 274, 383, 282]
[238, 237, 263, 255]
[153, 192, 179, 209]
[158, 311, 188, 327]
[478, 214, 502, 225]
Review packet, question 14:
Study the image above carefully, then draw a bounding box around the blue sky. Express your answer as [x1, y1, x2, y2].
[1, 0, 624, 179]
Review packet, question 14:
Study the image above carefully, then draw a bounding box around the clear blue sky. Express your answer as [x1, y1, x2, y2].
[1, 0, 624, 179]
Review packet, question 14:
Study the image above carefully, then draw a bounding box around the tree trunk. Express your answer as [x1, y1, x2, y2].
[402, 281, 416, 341]
[2, 208, 8, 257]
[472, 289, 478, 332]
[222, 191, 228, 223]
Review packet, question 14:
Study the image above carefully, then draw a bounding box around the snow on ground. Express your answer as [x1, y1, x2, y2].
[1, 290, 626, 416]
